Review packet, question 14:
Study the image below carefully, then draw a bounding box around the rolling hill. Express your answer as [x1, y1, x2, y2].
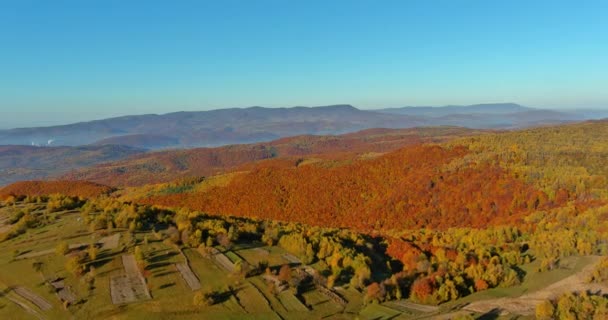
[139, 144, 541, 230]
[133, 120, 608, 232]
[60, 126, 486, 187]
[0, 180, 113, 199]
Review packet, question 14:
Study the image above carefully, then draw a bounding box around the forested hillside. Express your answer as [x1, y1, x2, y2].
[448, 119, 608, 200]
[62, 127, 484, 187]
[140, 145, 543, 230]
[1, 120, 607, 318]
[0, 180, 113, 199]
[136, 120, 607, 232]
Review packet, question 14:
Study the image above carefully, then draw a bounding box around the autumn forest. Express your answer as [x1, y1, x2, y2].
[1, 120, 607, 319]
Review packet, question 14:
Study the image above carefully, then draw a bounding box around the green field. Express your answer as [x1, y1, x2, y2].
[236, 245, 290, 267]
[359, 303, 402, 320]
[0, 204, 355, 319]
[0, 201, 603, 320]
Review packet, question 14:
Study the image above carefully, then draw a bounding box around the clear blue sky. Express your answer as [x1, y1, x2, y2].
[1, 0, 607, 127]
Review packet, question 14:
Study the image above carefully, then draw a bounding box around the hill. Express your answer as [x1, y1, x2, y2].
[139, 144, 542, 231]
[61, 127, 486, 187]
[0, 145, 145, 186]
[0, 180, 113, 199]
[135, 120, 608, 231]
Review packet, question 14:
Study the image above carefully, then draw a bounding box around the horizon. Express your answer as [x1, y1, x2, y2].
[1, 4, 608, 315]
[1, 1, 608, 128]
[0, 102, 604, 130]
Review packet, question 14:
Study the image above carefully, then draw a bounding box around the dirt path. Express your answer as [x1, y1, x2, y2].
[14, 286, 52, 311]
[385, 299, 439, 313]
[464, 256, 608, 316]
[5, 294, 46, 320]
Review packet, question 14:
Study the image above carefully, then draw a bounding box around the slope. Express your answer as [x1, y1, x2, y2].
[136, 120, 608, 232]
[61, 127, 485, 187]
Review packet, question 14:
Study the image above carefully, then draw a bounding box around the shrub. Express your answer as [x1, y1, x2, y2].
[56, 241, 70, 256]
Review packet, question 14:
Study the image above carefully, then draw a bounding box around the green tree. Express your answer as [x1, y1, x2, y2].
[56, 241, 69, 256]
[134, 246, 146, 269]
[65, 256, 83, 277]
[193, 289, 215, 306]
[88, 245, 98, 261]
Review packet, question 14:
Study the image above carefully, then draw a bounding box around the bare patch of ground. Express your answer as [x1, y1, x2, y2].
[110, 254, 151, 305]
[14, 286, 52, 311]
[4, 293, 45, 320]
[175, 263, 201, 291]
[98, 233, 120, 250]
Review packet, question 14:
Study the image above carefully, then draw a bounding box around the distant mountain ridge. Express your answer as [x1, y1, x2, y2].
[0, 103, 605, 149]
[376, 103, 533, 116]
[0, 105, 422, 148]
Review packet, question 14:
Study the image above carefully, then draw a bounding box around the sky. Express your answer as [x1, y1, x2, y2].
[1, 0, 607, 128]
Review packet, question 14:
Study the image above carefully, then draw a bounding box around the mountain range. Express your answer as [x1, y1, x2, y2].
[1, 103, 605, 150]
[0, 103, 606, 186]
[0, 105, 420, 148]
